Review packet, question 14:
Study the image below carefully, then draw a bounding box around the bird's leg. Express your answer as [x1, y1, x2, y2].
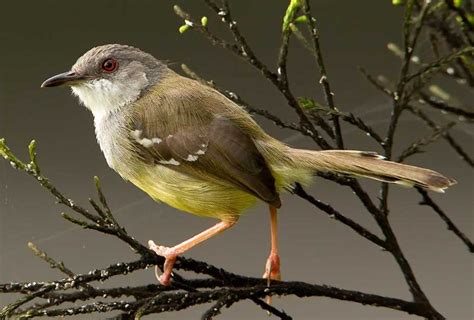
[148, 218, 237, 286]
[262, 205, 281, 306]
[263, 205, 281, 284]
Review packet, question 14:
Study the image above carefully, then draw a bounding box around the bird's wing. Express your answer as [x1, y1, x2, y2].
[129, 93, 280, 207]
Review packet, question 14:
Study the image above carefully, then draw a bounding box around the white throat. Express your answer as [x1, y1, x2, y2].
[71, 76, 146, 121]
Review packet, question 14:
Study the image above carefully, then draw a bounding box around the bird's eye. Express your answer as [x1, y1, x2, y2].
[101, 58, 118, 72]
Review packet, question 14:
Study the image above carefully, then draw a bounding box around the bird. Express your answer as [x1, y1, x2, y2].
[41, 44, 456, 286]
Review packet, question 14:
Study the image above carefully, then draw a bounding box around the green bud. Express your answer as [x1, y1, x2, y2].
[282, 0, 301, 32]
[294, 15, 309, 24]
[392, 0, 405, 5]
[179, 25, 190, 34]
[201, 16, 208, 27]
[428, 85, 451, 102]
[467, 14, 474, 25]
[387, 42, 404, 58]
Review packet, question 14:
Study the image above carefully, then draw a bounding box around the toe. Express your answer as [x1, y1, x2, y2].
[263, 253, 281, 281]
[158, 274, 171, 286]
[148, 240, 174, 258]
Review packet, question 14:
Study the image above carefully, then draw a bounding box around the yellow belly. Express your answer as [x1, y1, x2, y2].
[129, 165, 258, 220]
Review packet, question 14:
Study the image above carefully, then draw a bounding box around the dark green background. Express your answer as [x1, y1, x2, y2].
[1, 1, 472, 319]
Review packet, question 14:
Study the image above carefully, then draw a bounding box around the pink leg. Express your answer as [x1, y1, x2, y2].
[148, 218, 237, 285]
[263, 206, 281, 284]
[262, 206, 281, 305]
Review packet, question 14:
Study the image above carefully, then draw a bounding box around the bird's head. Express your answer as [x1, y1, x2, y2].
[41, 44, 165, 119]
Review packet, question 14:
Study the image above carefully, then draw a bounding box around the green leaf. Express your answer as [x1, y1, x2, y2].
[0, 138, 6, 159]
[28, 140, 37, 161]
[201, 16, 208, 27]
[453, 0, 463, 8]
[392, 0, 405, 5]
[298, 97, 317, 110]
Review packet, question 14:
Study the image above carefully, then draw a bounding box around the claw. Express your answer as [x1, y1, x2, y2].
[148, 240, 177, 286]
[262, 252, 281, 305]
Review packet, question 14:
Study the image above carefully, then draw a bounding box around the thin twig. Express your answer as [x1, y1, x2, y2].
[293, 184, 387, 249]
[176, 1, 333, 149]
[417, 187, 474, 252]
[301, 0, 344, 148]
[404, 46, 474, 83]
[27, 242, 96, 293]
[397, 122, 456, 162]
[419, 91, 474, 120]
[180, 63, 317, 137]
[406, 105, 474, 167]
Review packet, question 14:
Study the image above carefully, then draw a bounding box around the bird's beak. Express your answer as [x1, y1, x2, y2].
[41, 70, 86, 88]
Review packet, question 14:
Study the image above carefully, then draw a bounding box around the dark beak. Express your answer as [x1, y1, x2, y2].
[41, 71, 85, 88]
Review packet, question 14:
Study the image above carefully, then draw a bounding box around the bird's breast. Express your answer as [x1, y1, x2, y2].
[93, 111, 138, 179]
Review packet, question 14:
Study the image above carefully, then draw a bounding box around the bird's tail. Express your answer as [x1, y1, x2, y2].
[287, 149, 456, 192]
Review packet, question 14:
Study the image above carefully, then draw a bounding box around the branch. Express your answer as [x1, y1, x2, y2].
[419, 91, 474, 120]
[180, 63, 315, 138]
[444, 0, 474, 40]
[307, 104, 384, 145]
[2, 1, 471, 319]
[293, 184, 387, 249]
[174, 1, 333, 149]
[0, 139, 442, 319]
[406, 105, 474, 167]
[404, 46, 474, 84]
[417, 187, 474, 252]
[397, 121, 456, 162]
[301, 0, 344, 148]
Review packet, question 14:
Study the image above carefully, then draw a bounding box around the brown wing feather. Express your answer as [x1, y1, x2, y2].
[131, 111, 281, 207]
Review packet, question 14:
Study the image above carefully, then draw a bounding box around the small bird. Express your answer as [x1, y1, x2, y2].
[42, 44, 456, 286]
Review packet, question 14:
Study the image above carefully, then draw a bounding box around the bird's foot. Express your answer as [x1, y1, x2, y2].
[262, 252, 281, 284]
[262, 252, 281, 305]
[148, 240, 178, 286]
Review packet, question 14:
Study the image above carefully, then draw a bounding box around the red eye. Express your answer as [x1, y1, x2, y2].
[101, 58, 118, 72]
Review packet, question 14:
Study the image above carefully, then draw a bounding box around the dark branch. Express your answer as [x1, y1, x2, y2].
[417, 187, 474, 252]
[419, 91, 474, 120]
[301, 0, 344, 148]
[1, 1, 471, 319]
[406, 105, 474, 167]
[397, 122, 456, 162]
[293, 183, 387, 249]
[175, 1, 333, 149]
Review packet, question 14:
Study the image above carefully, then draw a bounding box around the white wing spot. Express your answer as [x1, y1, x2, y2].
[131, 130, 161, 147]
[131, 130, 142, 140]
[195, 149, 206, 155]
[186, 154, 199, 161]
[159, 158, 180, 166]
[139, 138, 154, 148]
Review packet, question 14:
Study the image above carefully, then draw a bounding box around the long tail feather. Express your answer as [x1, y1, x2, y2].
[289, 149, 456, 192]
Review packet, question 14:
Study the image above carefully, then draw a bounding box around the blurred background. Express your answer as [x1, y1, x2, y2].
[0, 0, 472, 319]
